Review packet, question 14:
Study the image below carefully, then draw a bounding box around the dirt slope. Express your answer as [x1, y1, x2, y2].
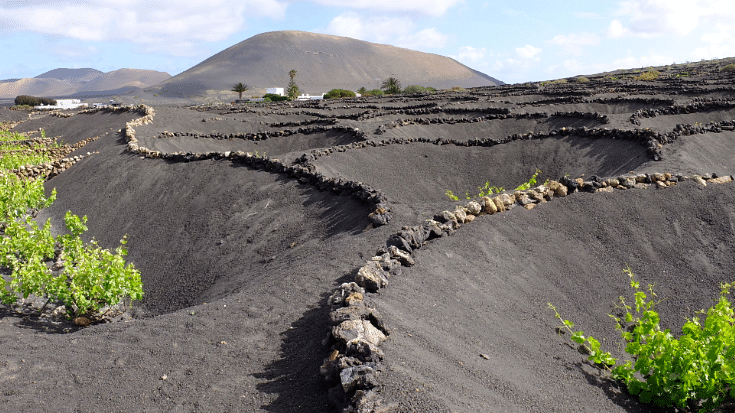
[1, 61, 735, 412]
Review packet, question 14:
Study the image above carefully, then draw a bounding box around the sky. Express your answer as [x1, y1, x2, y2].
[2, 0, 735, 84]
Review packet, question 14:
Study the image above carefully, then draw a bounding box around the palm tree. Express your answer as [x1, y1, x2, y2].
[287, 70, 299, 100]
[381, 77, 401, 94]
[231, 83, 248, 100]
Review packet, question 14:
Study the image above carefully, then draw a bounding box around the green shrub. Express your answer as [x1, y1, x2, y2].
[14, 95, 57, 107]
[635, 70, 660, 81]
[0, 130, 142, 320]
[403, 85, 431, 94]
[721, 64, 735, 72]
[324, 89, 356, 99]
[357, 87, 367, 95]
[363, 89, 384, 97]
[550, 268, 735, 411]
[262, 93, 288, 102]
[515, 169, 542, 190]
[576, 76, 590, 83]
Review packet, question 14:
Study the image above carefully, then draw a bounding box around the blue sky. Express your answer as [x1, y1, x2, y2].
[2, 0, 734, 84]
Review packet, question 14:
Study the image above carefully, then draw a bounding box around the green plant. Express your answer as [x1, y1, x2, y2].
[357, 87, 367, 95]
[231, 83, 249, 100]
[635, 70, 661, 81]
[515, 169, 542, 190]
[363, 89, 384, 97]
[324, 89, 356, 99]
[477, 181, 504, 197]
[0, 130, 142, 321]
[550, 268, 735, 411]
[0, 175, 56, 225]
[445, 190, 459, 201]
[403, 85, 433, 94]
[287, 69, 300, 100]
[263, 93, 288, 102]
[14, 95, 57, 107]
[721, 64, 735, 72]
[576, 76, 590, 83]
[381, 77, 402, 94]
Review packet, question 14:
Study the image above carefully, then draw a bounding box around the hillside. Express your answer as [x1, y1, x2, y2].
[151, 30, 501, 99]
[0, 59, 735, 412]
[0, 68, 171, 99]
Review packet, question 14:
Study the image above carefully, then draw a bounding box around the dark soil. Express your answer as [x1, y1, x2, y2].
[1, 64, 735, 412]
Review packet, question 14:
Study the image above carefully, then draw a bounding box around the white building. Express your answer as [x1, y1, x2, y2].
[35, 99, 88, 110]
[296, 93, 325, 101]
[266, 87, 284, 96]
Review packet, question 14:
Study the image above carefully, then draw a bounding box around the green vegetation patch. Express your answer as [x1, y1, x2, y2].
[551, 267, 735, 411]
[635, 70, 661, 81]
[0, 128, 143, 321]
[324, 89, 356, 99]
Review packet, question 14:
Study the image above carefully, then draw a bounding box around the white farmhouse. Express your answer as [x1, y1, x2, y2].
[35, 99, 88, 110]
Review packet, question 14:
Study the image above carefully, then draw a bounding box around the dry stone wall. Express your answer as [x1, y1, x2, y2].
[319, 171, 734, 412]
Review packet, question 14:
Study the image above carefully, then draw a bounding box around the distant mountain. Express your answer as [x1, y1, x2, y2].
[34, 68, 104, 83]
[0, 68, 171, 99]
[153, 31, 502, 98]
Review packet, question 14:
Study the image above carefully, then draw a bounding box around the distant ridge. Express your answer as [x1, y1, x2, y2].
[0, 68, 171, 99]
[154, 31, 502, 98]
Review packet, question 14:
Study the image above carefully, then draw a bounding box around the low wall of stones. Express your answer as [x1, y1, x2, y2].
[121, 105, 393, 227]
[374, 111, 610, 135]
[0, 136, 100, 181]
[293, 125, 666, 168]
[155, 124, 366, 142]
[319, 172, 735, 412]
[630, 98, 735, 125]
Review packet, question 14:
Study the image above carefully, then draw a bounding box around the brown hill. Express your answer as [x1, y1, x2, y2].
[153, 30, 501, 98]
[0, 68, 171, 99]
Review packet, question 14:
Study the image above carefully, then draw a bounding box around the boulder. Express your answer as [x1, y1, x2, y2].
[453, 207, 467, 223]
[329, 283, 366, 308]
[710, 176, 733, 184]
[355, 261, 389, 292]
[481, 196, 498, 214]
[330, 303, 374, 326]
[434, 211, 458, 225]
[388, 246, 414, 266]
[368, 208, 392, 226]
[340, 364, 380, 393]
[465, 201, 482, 216]
[333, 319, 387, 347]
[491, 196, 506, 212]
[346, 338, 385, 362]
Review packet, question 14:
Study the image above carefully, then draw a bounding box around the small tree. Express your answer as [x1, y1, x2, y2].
[231, 83, 248, 100]
[324, 89, 356, 99]
[287, 69, 300, 100]
[357, 87, 367, 95]
[381, 77, 401, 94]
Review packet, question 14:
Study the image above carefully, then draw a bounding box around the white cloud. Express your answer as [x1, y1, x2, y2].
[548, 32, 600, 56]
[607, 19, 632, 39]
[515, 44, 541, 59]
[309, 0, 463, 17]
[395, 28, 448, 50]
[702, 31, 732, 45]
[0, 0, 287, 56]
[318, 11, 448, 50]
[452, 46, 488, 63]
[606, 0, 735, 39]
